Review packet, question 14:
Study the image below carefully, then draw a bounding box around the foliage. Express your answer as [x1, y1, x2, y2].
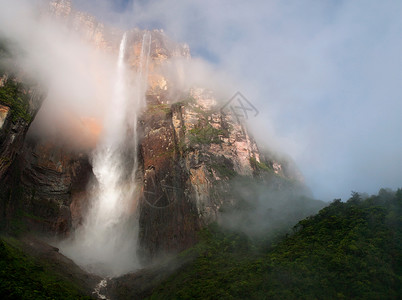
[0, 78, 32, 123]
[146, 103, 171, 115]
[210, 163, 237, 179]
[188, 123, 225, 145]
[0, 237, 93, 299]
[149, 189, 402, 299]
[249, 157, 272, 172]
[174, 95, 197, 107]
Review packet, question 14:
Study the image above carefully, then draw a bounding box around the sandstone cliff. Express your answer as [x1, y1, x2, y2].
[0, 33, 90, 235]
[138, 82, 304, 257]
[0, 71, 46, 231]
[0, 0, 306, 260]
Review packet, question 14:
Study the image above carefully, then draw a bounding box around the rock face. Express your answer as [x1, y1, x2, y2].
[0, 33, 91, 235]
[112, 28, 303, 257]
[0, 103, 23, 179]
[0, 0, 306, 259]
[0, 114, 92, 235]
[16, 139, 92, 234]
[0, 75, 46, 230]
[48, 0, 120, 50]
[0, 80, 43, 180]
[138, 85, 301, 257]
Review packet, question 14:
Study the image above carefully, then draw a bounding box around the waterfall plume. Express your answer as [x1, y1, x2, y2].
[59, 32, 151, 277]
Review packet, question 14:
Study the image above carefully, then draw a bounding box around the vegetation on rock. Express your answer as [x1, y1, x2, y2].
[209, 163, 237, 179]
[188, 122, 225, 145]
[249, 157, 272, 173]
[174, 95, 196, 107]
[146, 103, 171, 115]
[0, 79, 32, 123]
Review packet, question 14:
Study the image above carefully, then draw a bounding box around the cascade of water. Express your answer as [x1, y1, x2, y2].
[59, 32, 152, 277]
[138, 31, 152, 89]
[131, 31, 151, 179]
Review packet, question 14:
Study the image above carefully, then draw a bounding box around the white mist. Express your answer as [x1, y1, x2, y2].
[59, 32, 151, 277]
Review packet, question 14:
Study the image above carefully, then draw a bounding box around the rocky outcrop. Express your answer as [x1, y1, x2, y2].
[101, 27, 305, 257]
[16, 139, 92, 235]
[48, 0, 120, 50]
[0, 108, 27, 179]
[138, 96, 200, 257]
[0, 75, 46, 231]
[0, 1, 306, 260]
[0, 78, 43, 180]
[0, 69, 91, 236]
[0, 135, 92, 235]
[0, 0, 108, 236]
[137, 84, 303, 257]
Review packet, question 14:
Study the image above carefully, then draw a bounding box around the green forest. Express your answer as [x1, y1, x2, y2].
[1, 188, 401, 299]
[0, 237, 91, 300]
[149, 189, 402, 299]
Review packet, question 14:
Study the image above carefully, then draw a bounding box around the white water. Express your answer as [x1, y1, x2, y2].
[93, 279, 109, 300]
[59, 32, 152, 277]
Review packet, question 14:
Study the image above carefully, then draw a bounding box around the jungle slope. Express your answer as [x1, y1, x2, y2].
[0, 188, 400, 299]
[148, 188, 402, 300]
[0, 235, 99, 299]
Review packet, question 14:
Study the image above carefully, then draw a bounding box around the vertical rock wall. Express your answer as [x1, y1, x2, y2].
[0, 1, 306, 259]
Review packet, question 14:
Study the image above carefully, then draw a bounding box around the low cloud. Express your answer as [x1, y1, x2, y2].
[218, 177, 326, 238]
[73, 0, 402, 201]
[0, 0, 118, 149]
[2, 0, 401, 200]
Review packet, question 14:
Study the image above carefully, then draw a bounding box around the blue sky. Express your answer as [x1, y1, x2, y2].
[71, 0, 402, 201]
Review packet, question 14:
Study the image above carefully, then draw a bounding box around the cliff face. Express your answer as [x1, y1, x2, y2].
[48, 0, 120, 50]
[0, 0, 305, 259]
[0, 106, 92, 235]
[0, 74, 46, 231]
[138, 84, 300, 256]
[123, 28, 302, 257]
[0, 121, 93, 236]
[16, 140, 92, 234]
[0, 79, 43, 180]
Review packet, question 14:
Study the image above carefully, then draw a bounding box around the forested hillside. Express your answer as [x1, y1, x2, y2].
[149, 189, 402, 299]
[1, 188, 401, 299]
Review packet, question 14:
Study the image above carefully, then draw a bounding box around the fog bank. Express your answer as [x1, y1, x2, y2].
[71, 0, 402, 201]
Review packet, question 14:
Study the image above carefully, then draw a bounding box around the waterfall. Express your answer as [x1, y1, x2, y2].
[59, 32, 151, 277]
[131, 31, 151, 179]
